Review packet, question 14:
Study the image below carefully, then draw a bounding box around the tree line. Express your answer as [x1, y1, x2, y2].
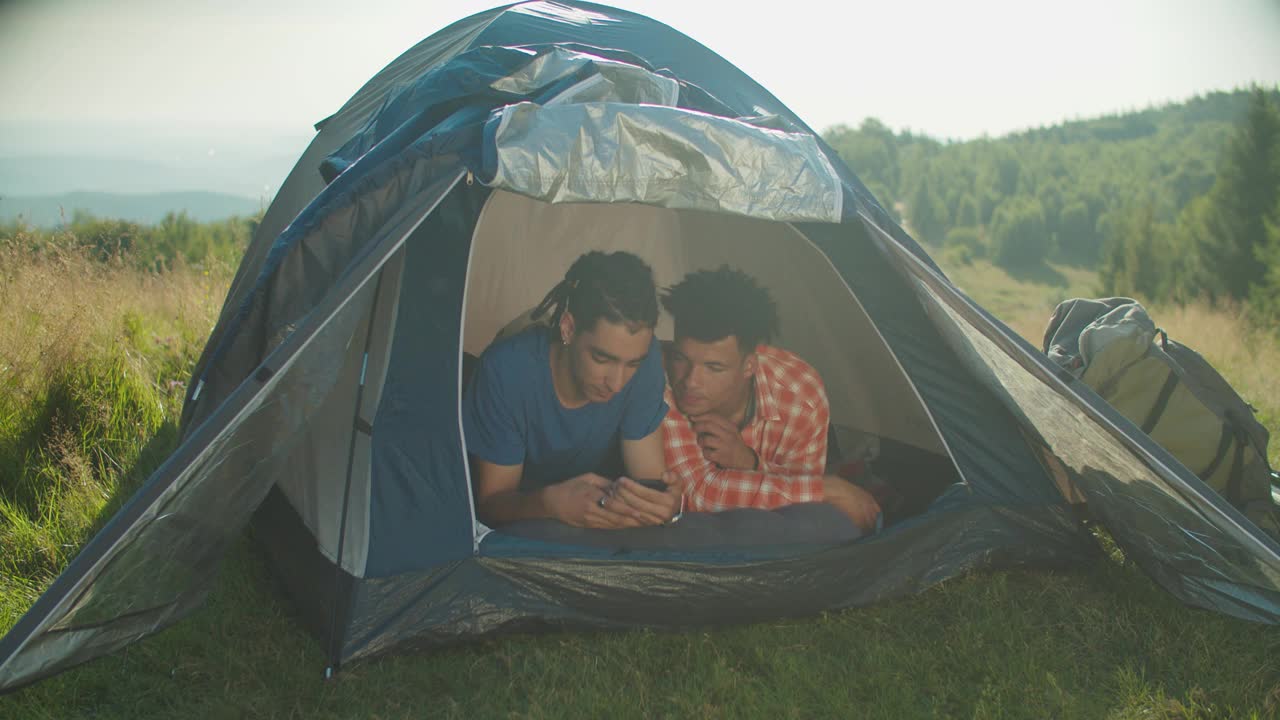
[823, 86, 1280, 323]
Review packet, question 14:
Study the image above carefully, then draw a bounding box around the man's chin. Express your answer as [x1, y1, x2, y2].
[675, 400, 708, 416]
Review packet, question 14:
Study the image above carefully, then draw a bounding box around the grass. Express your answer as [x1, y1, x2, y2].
[5, 537, 1279, 719]
[943, 257, 1101, 343]
[0, 238, 225, 632]
[1, 240, 1278, 718]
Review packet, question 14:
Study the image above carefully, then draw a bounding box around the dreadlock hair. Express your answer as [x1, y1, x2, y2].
[661, 266, 779, 353]
[531, 251, 659, 335]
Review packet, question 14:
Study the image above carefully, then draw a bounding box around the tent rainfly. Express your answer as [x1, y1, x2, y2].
[2, 0, 1278, 693]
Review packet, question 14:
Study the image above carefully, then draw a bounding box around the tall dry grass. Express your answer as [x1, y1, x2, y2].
[1, 243, 219, 390]
[0, 234, 230, 630]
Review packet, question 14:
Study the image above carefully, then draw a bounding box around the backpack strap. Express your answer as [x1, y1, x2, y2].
[1201, 424, 1234, 481]
[1226, 430, 1246, 507]
[1222, 408, 1251, 507]
[1140, 368, 1180, 435]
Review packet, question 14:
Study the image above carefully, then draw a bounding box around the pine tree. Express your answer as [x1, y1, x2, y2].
[1249, 200, 1280, 321]
[908, 180, 947, 245]
[1197, 87, 1280, 301]
[990, 198, 1048, 269]
[954, 193, 979, 228]
[1057, 200, 1097, 265]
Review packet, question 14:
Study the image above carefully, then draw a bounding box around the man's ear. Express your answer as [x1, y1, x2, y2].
[742, 346, 758, 379]
[559, 310, 577, 345]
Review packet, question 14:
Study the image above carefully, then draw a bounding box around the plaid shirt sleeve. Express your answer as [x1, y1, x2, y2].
[662, 359, 828, 512]
[753, 383, 829, 485]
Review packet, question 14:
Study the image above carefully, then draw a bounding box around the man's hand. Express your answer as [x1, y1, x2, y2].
[543, 474, 644, 529]
[822, 475, 881, 533]
[690, 414, 756, 470]
[608, 471, 686, 526]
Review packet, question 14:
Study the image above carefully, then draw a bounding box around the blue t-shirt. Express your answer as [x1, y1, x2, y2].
[462, 328, 668, 490]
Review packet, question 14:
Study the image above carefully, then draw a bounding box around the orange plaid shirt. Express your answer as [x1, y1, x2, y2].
[663, 346, 828, 511]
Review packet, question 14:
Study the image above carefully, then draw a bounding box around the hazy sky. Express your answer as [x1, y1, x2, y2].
[2, 0, 1279, 144]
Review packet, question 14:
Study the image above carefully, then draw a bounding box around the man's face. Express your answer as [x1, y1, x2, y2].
[564, 314, 653, 404]
[667, 335, 754, 418]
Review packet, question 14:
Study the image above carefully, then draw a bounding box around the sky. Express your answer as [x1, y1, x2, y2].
[1, 0, 1279, 150]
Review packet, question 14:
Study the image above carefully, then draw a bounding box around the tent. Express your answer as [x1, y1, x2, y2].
[2, 0, 1278, 693]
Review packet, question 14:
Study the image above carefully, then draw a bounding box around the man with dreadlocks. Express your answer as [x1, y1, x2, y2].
[463, 251, 683, 529]
[661, 266, 882, 534]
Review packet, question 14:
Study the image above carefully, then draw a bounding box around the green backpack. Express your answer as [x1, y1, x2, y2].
[1043, 297, 1280, 538]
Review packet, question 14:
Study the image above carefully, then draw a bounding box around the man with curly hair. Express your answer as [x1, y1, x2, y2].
[661, 266, 881, 533]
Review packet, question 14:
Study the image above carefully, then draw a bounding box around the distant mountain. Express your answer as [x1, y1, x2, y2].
[0, 153, 299, 199]
[0, 192, 263, 227]
[0, 121, 312, 201]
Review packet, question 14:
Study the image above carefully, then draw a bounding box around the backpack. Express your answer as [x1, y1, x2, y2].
[1043, 297, 1280, 538]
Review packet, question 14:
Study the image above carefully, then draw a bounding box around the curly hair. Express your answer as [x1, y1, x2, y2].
[661, 266, 779, 352]
[532, 251, 659, 332]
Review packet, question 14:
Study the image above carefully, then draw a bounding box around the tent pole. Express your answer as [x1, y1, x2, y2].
[323, 270, 387, 679]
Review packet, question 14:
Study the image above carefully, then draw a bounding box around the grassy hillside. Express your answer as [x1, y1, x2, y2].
[0, 221, 1277, 717]
[943, 259, 1100, 338]
[0, 239, 230, 632]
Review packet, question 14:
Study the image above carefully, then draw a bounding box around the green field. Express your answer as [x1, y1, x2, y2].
[1, 243, 1278, 719]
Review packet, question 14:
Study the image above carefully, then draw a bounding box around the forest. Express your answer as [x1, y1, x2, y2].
[823, 86, 1280, 324]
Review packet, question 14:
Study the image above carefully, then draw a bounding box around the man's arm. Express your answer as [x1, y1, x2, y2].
[821, 475, 881, 533]
[471, 458, 644, 529]
[665, 411, 880, 531]
[472, 459, 545, 526]
[664, 401, 826, 512]
[621, 426, 665, 479]
[606, 338, 683, 525]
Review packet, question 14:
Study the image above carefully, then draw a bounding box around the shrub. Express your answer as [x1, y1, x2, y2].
[990, 199, 1049, 269]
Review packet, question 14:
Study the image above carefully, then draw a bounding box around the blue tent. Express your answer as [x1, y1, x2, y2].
[2, 0, 1277, 692]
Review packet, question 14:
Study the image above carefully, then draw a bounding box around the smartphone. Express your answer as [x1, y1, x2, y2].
[633, 478, 669, 492]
